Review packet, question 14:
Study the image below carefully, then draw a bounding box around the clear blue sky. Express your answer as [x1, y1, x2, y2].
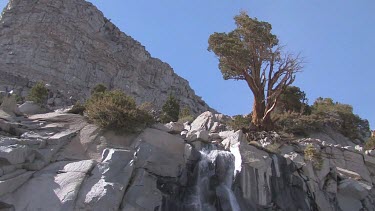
[1, 1, 374, 128]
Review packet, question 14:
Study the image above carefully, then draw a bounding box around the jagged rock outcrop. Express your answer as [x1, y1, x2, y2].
[0, 0, 211, 114]
[1, 107, 375, 211]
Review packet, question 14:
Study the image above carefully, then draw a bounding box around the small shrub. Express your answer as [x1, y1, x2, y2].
[160, 95, 180, 123]
[91, 84, 107, 95]
[276, 86, 310, 114]
[265, 142, 281, 153]
[311, 97, 370, 140]
[138, 102, 154, 114]
[178, 107, 194, 123]
[178, 115, 194, 124]
[85, 90, 154, 133]
[11, 94, 23, 103]
[67, 102, 86, 115]
[273, 112, 322, 137]
[27, 82, 48, 104]
[228, 115, 251, 131]
[304, 144, 323, 170]
[179, 107, 190, 118]
[365, 137, 375, 150]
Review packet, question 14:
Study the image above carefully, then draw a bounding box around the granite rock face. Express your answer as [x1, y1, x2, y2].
[0, 0, 211, 114]
[1, 109, 375, 211]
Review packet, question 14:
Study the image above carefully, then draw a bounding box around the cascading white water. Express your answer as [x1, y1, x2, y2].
[190, 148, 240, 211]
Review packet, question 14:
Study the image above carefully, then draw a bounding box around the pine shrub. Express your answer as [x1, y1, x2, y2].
[27, 82, 48, 104]
[85, 90, 154, 132]
[160, 95, 180, 123]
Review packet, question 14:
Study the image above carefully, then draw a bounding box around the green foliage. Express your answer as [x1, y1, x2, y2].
[13, 94, 23, 103]
[274, 96, 370, 141]
[311, 97, 369, 140]
[67, 102, 86, 115]
[27, 82, 48, 104]
[304, 144, 323, 170]
[85, 90, 154, 133]
[178, 107, 194, 123]
[91, 84, 107, 95]
[365, 137, 375, 150]
[208, 12, 279, 81]
[138, 102, 154, 114]
[179, 107, 190, 118]
[229, 115, 251, 131]
[273, 112, 322, 137]
[277, 86, 310, 114]
[160, 95, 180, 123]
[178, 115, 194, 124]
[208, 12, 302, 130]
[265, 142, 281, 154]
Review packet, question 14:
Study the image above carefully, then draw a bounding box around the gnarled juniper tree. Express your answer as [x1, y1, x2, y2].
[208, 12, 303, 130]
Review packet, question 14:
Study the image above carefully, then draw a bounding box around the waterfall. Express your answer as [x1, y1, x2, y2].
[184, 146, 240, 211]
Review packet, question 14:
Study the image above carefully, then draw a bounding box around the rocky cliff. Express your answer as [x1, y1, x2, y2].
[0, 0, 210, 113]
[1, 97, 375, 210]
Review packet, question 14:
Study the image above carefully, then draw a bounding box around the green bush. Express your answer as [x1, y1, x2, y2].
[27, 82, 48, 104]
[160, 95, 180, 123]
[265, 142, 281, 154]
[67, 102, 86, 115]
[91, 84, 107, 95]
[273, 112, 322, 137]
[229, 115, 251, 131]
[85, 90, 154, 133]
[276, 86, 310, 114]
[273, 97, 370, 141]
[311, 98, 370, 140]
[178, 107, 194, 123]
[304, 144, 323, 170]
[365, 137, 375, 150]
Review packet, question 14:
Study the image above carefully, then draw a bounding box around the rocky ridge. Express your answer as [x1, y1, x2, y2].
[0, 96, 375, 211]
[0, 0, 211, 113]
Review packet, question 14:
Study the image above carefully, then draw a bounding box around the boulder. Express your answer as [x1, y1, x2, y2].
[0, 160, 95, 210]
[190, 111, 224, 132]
[75, 149, 135, 211]
[133, 128, 185, 177]
[186, 130, 210, 142]
[0, 95, 20, 116]
[336, 167, 362, 180]
[338, 178, 371, 200]
[0, 144, 31, 165]
[151, 123, 172, 133]
[0, 171, 34, 196]
[18, 101, 46, 115]
[337, 194, 363, 211]
[164, 122, 184, 134]
[121, 169, 162, 211]
[283, 152, 305, 168]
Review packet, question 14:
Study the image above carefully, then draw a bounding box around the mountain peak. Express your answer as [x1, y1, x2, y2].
[0, 0, 211, 113]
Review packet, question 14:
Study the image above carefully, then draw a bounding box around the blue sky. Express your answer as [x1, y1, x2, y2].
[1, 1, 374, 128]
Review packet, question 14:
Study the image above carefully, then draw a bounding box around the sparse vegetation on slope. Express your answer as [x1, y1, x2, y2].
[272, 87, 370, 141]
[178, 107, 194, 123]
[85, 90, 154, 133]
[160, 95, 180, 123]
[311, 97, 369, 140]
[67, 102, 86, 115]
[228, 114, 251, 131]
[304, 144, 323, 170]
[27, 82, 48, 104]
[365, 137, 375, 150]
